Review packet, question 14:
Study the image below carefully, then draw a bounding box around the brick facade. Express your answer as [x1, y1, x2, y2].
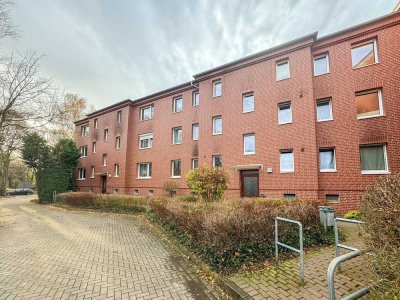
[74, 11, 400, 212]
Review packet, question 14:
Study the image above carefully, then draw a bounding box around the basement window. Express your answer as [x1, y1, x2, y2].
[326, 194, 340, 203]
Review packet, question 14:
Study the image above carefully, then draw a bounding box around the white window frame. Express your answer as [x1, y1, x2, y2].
[140, 105, 154, 121]
[213, 79, 222, 97]
[139, 133, 153, 149]
[78, 168, 86, 180]
[319, 148, 337, 172]
[243, 134, 255, 155]
[103, 154, 107, 166]
[171, 160, 181, 178]
[313, 54, 330, 76]
[212, 116, 222, 135]
[356, 89, 384, 120]
[278, 102, 292, 125]
[243, 93, 254, 113]
[360, 144, 389, 175]
[92, 141, 96, 153]
[191, 158, 198, 169]
[94, 118, 98, 129]
[280, 150, 294, 173]
[212, 155, 222, 168]
[90, 166, 95, 178]
[172, 127, 182, 145]
[80, 146, 88, 158]
[351, 39, 379, 69]
[192, 91, 199, 107]
[192, 123, 199, 141]
[316, 98, 333, 122]
[137, 162, 152, 179]
[276, 60, 290, 81]
[115, 136, 121, 149]
[114, 164, 119, 177]
[173, 96, 183, 113]
[104, 128, 108, 141]
[81, 125, 89, 137]
[117, 110, 122, 123]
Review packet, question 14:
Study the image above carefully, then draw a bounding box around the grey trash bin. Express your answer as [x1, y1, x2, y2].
[319, 206, 335, 231]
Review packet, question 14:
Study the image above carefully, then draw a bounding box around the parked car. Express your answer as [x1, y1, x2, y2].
[5, 188, 34, 196]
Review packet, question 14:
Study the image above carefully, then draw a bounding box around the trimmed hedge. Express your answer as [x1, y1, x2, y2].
[149, 197, 336, 272]
[360, 175, 400, 298]
[57, 192, 148, 213]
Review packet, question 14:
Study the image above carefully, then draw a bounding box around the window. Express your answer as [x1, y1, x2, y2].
[283, 193, 296, 199]
[138, 162, 152, 178]
[140, 105, 154, 121]
[92, 141, 96, 153]
[104, 129, 108, 141]
[172, 127, 182, 144]
[113, 189, 119, 194]
[148, 190, 154, 196]
[313, 54, 329, 76]
[317, 99, 333, 122]
[193, 91, 199, 106]
[115, 136, 121, 149]
[81, 125, 89, 136]
[78, 168, 86, 180]
[212, 116, 222, 135]
[91, 166, 95, 178]
[352, 40, 378, 68]
[94, 118, 98, 129]
[360, 145, 388, 174]
[171, 160, 181, 177]
[213, 79, 222, 97]
[278, 102, 292, 124]
[213, 155, 222, 167]
[114, 164, 119, 177]
[192, 124, 199, 141]
[139, 133, 153, 149]
[326, 194, 340, 203]
[319, 148, 336, 172]
[355, 89, 383, 119]
[280, 150, 294, 172]
[173, 97, 183, 113]
[102, 154, 107, 166]
[244, 134, 255, 155]
[133, 189, 139, 195]
[243, 93, 254, 113]
[192, 158, 198, 169]
[81, 146, 87, 157]
[276, 60, 290, 81]
[117, 110, 122, 123]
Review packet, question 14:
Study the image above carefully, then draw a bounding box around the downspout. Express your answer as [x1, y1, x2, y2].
[190, 80, 199, 89]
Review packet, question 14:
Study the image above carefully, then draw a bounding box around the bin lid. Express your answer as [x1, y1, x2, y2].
[319, 206, 335, 212]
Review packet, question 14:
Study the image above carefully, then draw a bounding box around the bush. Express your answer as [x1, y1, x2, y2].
[178, 194, 198, 202]
[343, 210, 362, 220]
[163, 181, 179, 197]
[149, 197, 334, 272]
[360, 174, 400, 298]
[186, 165, 230, 201]
[58, 192, 148, 213]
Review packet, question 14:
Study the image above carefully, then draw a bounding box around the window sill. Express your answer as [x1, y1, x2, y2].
[278, 122, 292, 125]
[170, 176, 181, 179]
[352, 62, 379, 70]
[314, 72, 330, 77]
[90, 176, 94, 179]
[317, 118, 333, 123]
[276, 76, 290, 82]
[243, 110, 254, 114]
[114, 176, 119, 178]
[361, 170, 390, 175]
[320, 169, 337, 173]
[139, 119, 154, 123]
[212, 133, 222, 136]
[172, 143, 182, 145]
[139, 147, 152, 150]
[173, 111, 182, 114]
[137, 177, 151, 180]
[213, 95, 222, 98]
[244, 152, 255, 156]
[193, 139, 199, 141]
[280, 170, 294, 173]
[357, 114, 385, 120]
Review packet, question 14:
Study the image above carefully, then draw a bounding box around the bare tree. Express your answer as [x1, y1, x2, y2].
[0, 0, 16, 40]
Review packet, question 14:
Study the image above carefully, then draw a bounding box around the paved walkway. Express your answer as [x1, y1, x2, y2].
[0, 196, 222, 300]
[227, 224, 372, 299]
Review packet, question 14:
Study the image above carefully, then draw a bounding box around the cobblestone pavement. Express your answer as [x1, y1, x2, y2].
[0, 196, 222, 300]
[227, 224, 372, 299]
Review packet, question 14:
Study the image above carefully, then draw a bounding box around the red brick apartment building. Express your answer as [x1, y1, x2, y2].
[74, 11, 400, 212]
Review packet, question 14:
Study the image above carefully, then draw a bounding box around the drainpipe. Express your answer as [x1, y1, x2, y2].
[190, 80, 199, 89]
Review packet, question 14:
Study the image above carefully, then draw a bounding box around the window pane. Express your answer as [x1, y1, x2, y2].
[173, 160, 181, 176]
[192, 124, 199, 140]
[213, 156, 222, 167]
[173, 128, 182, 144]
[356, 91, 381, 118]
[317, 101, 332, 121]
[244, 135, 255, 153]
[214, 81, 222, 97]
[192, 159, 198, 169]
[326, 194, 339, 202]
[277, 61, 290, 80]
[193, 92, 199, 106]
[279, 104, 292, 124]
[174, 98, 182, 112]
[314, 56, 328, 76]
[139, 164, 149, 177]
[142, 106, 153, 120]
[213, 117, 222, 134]
[352, 42, 376, 68]
[243, 94, 254, 112]
[360, 145, 386, 171]
[243, 176, 258, 196]
[320, 149, 335, 170]
[280, 151, 294, 171]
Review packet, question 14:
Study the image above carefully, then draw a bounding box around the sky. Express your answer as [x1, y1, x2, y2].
[1, 0, 397, 110]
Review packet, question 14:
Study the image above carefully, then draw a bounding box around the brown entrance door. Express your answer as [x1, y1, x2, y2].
[240, 170, 259, 197]
[101, 176, 107, 194]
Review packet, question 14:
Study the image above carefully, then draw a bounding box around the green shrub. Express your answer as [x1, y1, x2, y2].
[162, 181, 179, 197]
[149, 197, 334, 272]
[360, 174, 400, 298]
[178, 194, 198, 202]
[186, 165, 230, 202]
[58, 192, 148, 213]
[343, 210, 362, 220]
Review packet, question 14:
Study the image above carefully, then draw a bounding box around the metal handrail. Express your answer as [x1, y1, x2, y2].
[275, 217, 304, 283]
[334, 217, 363, 258]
